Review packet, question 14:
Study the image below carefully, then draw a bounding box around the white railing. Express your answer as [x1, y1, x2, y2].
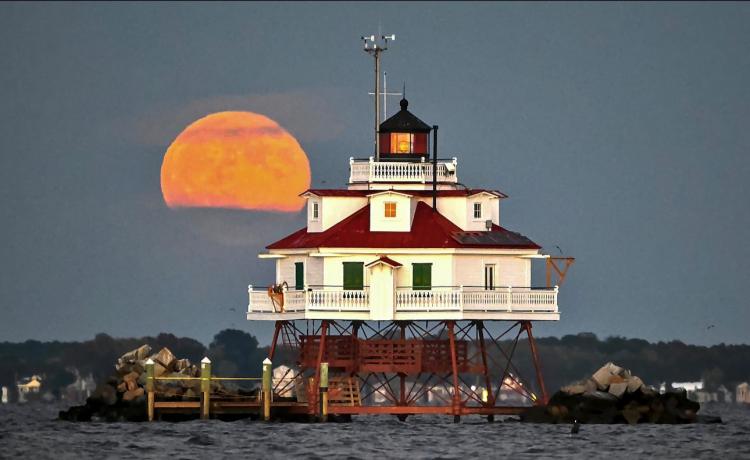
[248, 285, 558, 315]
[247, 285, 306, 313]
[307, 289, 370, 312]
[460, 287, 558, 313]
[349, 157, 458, 183]
[395, 288, 462, 311]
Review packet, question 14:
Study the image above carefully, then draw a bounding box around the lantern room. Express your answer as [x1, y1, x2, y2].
[378, 98, 432, 160]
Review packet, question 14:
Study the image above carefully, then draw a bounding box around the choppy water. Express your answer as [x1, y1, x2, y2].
[1, 403, 749, 459]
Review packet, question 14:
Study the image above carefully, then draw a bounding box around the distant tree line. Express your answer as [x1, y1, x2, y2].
[0, 329, 265, 400]
[502, 332, 750, 393]
[0, 330, 748, 399]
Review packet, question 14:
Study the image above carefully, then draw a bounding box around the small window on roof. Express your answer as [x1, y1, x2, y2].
[312, 202, 319, 220]
[384, 201, 397, 218]
[473, 202, 482, 219]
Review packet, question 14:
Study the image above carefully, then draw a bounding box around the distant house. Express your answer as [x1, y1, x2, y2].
[17, 375, 42, 403]
[670, 381, 718, 402]
[737, 382, 750, 404]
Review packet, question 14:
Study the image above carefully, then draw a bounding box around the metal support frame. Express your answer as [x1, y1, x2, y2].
[546, 256, 575, 288]
[265, 319, 550, 421]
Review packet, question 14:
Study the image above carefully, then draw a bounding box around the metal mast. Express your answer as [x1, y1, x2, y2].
[361, 33, 395, 160]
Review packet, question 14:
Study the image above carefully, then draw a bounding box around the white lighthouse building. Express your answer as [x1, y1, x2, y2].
[247, 96, 558, 323]
[245, 41, 572, 420]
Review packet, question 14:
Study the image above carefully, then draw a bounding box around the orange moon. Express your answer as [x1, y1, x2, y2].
[160, 111, 311, 212]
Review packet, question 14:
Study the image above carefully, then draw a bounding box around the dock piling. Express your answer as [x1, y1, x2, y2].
[200, 357, 212, 420]
[262, 358, 272, 421]
[145, 358, 155, 422]
[320, 362, 329, 422]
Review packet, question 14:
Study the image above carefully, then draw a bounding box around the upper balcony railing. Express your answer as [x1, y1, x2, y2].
[247, 285, 558, 317]
[349, 157, 458, 184]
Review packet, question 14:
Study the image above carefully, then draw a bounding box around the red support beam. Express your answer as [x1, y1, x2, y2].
[310, 320, 328, 414]
[523, 321, 548, 405]
[268, 320, 283, 361]
[476, 321, 495, 406]
[447, 321, 461, 421]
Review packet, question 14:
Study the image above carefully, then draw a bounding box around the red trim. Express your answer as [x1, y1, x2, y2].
[267, 202, 540, 250]
[365, 255, 403, 268]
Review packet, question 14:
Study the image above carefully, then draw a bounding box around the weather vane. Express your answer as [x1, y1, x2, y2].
[361, 33, 395, 159]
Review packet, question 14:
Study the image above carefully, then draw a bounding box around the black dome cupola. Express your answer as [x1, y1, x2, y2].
[378, 98, 432, 160]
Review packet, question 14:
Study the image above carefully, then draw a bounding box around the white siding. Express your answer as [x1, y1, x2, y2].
[321, 196, 367, 231]
[369, 192, 413, 232]
[307, 199, 322, 232]
[306, 256, 323, 288]
[465, 195, 500, 231]
[393, 254, 453, 288]
[277, 255, 308, 289]
[452, 255, 531, 288]
[322, 255, 373, 287]
[307, 196, 367, 233]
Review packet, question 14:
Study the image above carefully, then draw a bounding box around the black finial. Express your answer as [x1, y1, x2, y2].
[400, 98, 408, 110]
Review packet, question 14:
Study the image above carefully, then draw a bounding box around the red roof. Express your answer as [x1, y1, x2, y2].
[267, 201, 539, 250]
[302, 189, 508, 198]
[365, 255, 403, 268]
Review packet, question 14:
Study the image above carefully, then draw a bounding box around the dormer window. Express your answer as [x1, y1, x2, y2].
[473, 202, 482, 219]
[312, 202, 319, 220]
[384, 202, 397, 218]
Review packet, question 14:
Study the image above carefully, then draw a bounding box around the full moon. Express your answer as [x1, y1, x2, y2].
[160, 111, 311, 212]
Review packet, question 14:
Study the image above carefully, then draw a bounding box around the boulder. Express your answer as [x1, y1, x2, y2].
[622, 403, 641, 425]
[174, 359, 192, 373]
[608, 382, 628, 398]
[561, 384, 586, 395]
[151, 347, 176, 370]
[126, 380, 138, 392]
[122, 371, 140, 383]
[118, 344, 152, 363]
[123, 387, 145, 402]
[592, 362, 626, 390]
[626, 376, 644, 393]
[116, 382, 127, 393]
[91, 383, 118, 406]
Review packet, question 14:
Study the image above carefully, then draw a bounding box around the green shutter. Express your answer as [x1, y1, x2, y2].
[343, 262, 364, 290]
[294, 262, 304, 290]
[412, 263, 432, 290]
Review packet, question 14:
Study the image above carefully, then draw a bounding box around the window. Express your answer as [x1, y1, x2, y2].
[384, 201, 397, 218]
[484, 264, 495, 291]
[343, 262, 364, 290]
[311, 202, 319, 220]
[473, 202, 482, 219]
[390, 132, 413, 154]
[295, 262, 304, 290]
[412, 263, 432, 290]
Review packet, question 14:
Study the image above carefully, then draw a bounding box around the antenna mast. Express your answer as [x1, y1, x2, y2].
[361, 33, 395, 160]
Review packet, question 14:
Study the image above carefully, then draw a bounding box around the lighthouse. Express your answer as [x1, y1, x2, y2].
[246, 40, 572, 421]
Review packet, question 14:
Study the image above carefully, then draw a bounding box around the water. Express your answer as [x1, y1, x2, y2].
[1, 403, 748, 459]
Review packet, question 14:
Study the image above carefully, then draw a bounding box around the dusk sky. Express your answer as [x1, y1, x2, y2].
[1, 3, 748, 346]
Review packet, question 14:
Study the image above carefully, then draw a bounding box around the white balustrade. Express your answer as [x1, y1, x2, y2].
[395, 288, 462, 312]
[349, 157, 458, 183]
[307, 289, 370, 312]
[248, 284, 557, 315]
[460, 287, 558, 313]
